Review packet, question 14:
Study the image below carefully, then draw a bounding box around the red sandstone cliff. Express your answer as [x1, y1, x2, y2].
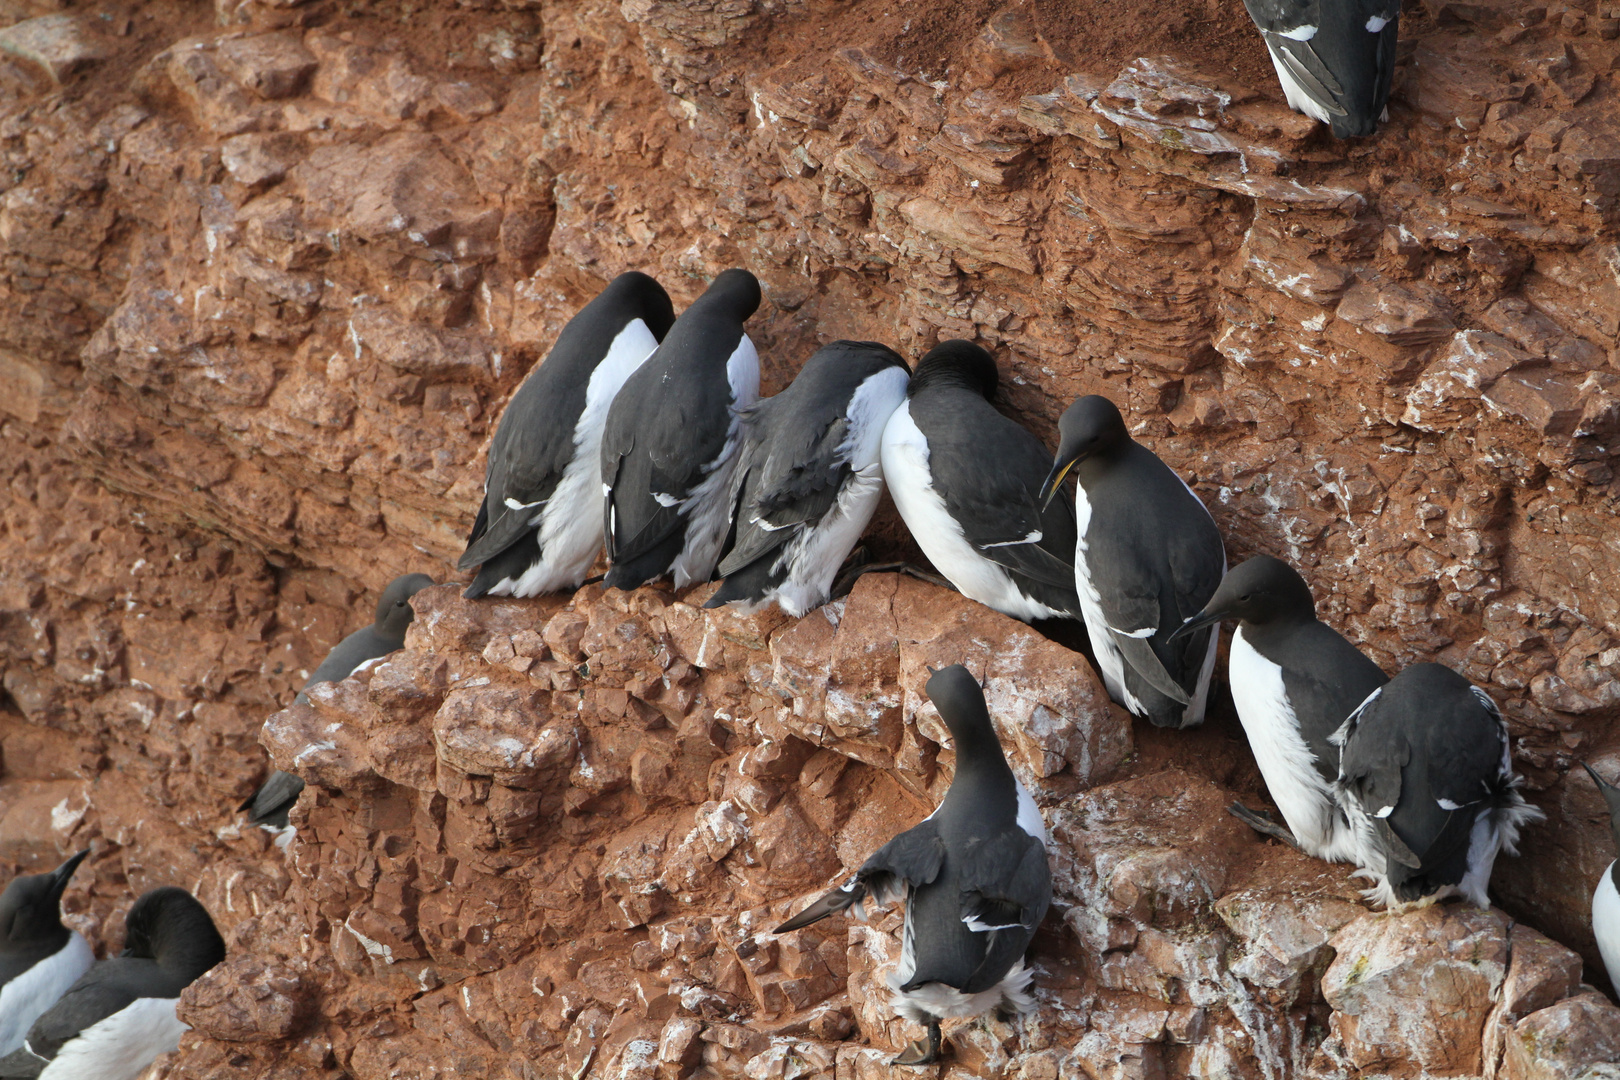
[3, 0, 1620, 1076]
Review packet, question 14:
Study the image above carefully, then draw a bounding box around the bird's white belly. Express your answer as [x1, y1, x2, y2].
[887, 956, 1037, 1023]
[881, 403, 1065, 623]
[498, 320, 660, 597]
[0, 933, 93, 1056]
[769, 465, 884, 617]
[37, 997, 188, 1080]
[1230, 629, 1353, 862]
[1595, 864, 1620, 992]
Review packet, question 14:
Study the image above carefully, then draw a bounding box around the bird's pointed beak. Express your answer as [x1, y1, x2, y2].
[1168, 608, 1225, 644]
[1039, 458, 1075, 511]
[48, 849, 90, 899]
[1582, 762, 1620, 817]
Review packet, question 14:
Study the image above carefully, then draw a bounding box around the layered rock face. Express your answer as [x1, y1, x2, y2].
[3, 0, 1620, 1076]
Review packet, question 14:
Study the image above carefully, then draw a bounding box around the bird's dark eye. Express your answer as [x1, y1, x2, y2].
[1239, 594, 1252, 602]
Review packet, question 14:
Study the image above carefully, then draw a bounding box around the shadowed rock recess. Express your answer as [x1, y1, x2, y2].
[4, 0, 1620, 1075]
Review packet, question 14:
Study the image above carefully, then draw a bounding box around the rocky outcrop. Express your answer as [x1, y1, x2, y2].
[2, 0, 1620, 1075]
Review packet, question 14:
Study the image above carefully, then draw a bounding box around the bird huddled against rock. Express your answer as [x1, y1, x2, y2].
[240, 572, 434, 831]
[1331, 663, 1543, 908]
[459, 271, 676, 599]
[600, 268, 761, 591]
[881, 340, 1081, 624]
[1043, 394, 1225, 728]
[0, 852, 91, 1058]
[705, 340, 910, 617]
[1240, 0, 1399, 138]
[0, 887, 225, 1080]
[1582, 762, 1620, 990]
[774, 664, 1051, 1066]
[1173, 555, 1388, 856]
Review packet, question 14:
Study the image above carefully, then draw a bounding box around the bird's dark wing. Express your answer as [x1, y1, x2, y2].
[1335, 690, 1423, 869]
[718, 407, 853, 578]
[775, 820, 946, 933]
[957, 832, 1051, 994]
[1242, 0, 1399, 135]
[238, 770, 305, 825]
[0, 1048, 44, 1078]
[304, 626, 397, 692]
[21, 966, 143, 1061]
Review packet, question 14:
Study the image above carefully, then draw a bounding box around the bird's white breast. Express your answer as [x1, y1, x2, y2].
[880, 403, 1067, 623]
[1594, 864, 1620, 992]
[1230, 628, 1351, 862]
[37, 996, 188, 1080]
[0, 933, 94, 1056]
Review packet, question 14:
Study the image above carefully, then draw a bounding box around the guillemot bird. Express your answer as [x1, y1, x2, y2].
[0, 852, 92, 1058]
[774, 665, 1051, 1066]
[1330, 663, 1542, 908]
[1581, 762, 1620, 991]
[240, 572, 434, 830]
[0, 887, 225, 1080]
[1039, 395, 1225, 728]
[1171, 555, 1388, 856]
[459, 271, 676, 598]
[1241, 0, 1399, 138]
[600, 268, 761, 591]
[704, 341, 910, 617]
[880, 341, 1081, 623]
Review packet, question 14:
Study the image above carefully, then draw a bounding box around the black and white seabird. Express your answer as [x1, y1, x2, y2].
[1240, 0, 1399, 138]
[240, 572, 434, 831]
[704, 340, 910, 617]
[600, 268, 762, 591]
[1330, 663, 1543, 908]
[459, 271, 676, 598]
[1039, 395, 1225, 728]
[774, 664, 1051, 1066]
[1581, 762, 1620, 990]
[0, 852, 92, 1058]
[1171, 555, 1388, 857]
[880, 341, 1081, 624]
[0, 887, 225, 1080]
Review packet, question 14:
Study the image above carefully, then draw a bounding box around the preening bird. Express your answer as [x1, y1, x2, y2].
[1041, 395, 1225, 728]
[705, 340, 910, 617]
[1331, 663, 1542, 908]
[459, 270, 676, 598]
[1172, 555, 1388, 857]
[1581, 762, 1620, 992]
[0, 887, 225, 1080]
[1240, 0, 1399, 138]
[0, 852, 92, 1058]
[240, 572, 434, 830]
[774, 665, 1051, 1066]
[600, 268, 762, 591]
[880, 341, 1081, 624]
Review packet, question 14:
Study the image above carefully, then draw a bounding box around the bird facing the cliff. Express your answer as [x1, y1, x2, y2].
[1172, 555, 1388, 855]
[705, 340, 910, 617]
[773, 665, 1051, 1066]
[240, 572, 435, 831]
[1581, 762, 1620, 991]
[880, 341, 1081, 624]
[1041, 395, 1225, 728]
[1240, 0, 1399, 138]
[459, 271, 676, 599]
[0, 852, 92, 1058]
[1330, 663, 1543, 908]
[0, 887, 225, 1080]
[600, 268, 762, 591]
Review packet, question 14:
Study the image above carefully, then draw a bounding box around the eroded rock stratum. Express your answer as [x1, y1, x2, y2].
[2, 0, 1620, 1076]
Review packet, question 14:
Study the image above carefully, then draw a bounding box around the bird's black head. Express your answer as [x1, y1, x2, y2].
[1168, 555, 1316, 643]
[1582, 762, 1620, 845]
[0, 849, 87, 945]
[1038, 395, 1129, 509]
[908, 340, 998, 400]
[697, 268, 763, 324]
[121, 887, 226, 978]
[374, 573, 434, 636]
[606, 270, 677, 340]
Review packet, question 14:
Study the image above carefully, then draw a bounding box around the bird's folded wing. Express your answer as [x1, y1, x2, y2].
[25, 979, 139, 1061]
[959, 834, 1052, 995]
[0, 1047, 45, 1078]
[459, 424, 573, 569]
[239, 770, 305, 822]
